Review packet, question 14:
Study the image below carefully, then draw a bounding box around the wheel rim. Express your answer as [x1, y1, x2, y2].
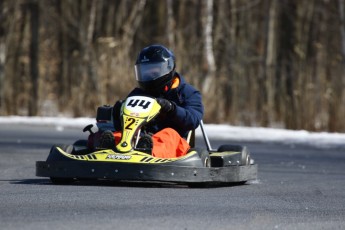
[204, 157, 211, 167]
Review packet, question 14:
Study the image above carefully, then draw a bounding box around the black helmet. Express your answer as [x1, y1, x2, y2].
[134, 45, 176, 96]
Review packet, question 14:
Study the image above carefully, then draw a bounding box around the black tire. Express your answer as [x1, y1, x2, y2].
[72, 140, 90, 155]
[47, 144, 74, 161]
[73, 139, 88, 147]
[217, 144, 250, 166]
[59, 144, 74, 154]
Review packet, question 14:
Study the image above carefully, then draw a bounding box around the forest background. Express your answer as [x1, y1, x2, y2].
[1, 0, 345, 132]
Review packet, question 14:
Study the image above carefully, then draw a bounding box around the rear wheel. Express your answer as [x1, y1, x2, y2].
[217, 145, 250, 184]
[72, 140, 90, 155]
[217, 145, 250, 166]
[52, 144, 74, 153]
[73, 140, 88, 147]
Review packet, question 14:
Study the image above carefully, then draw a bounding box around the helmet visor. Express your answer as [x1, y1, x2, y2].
[135, 61, 173, 82]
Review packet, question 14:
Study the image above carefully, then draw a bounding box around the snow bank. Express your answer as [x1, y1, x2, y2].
[1, 116, 344, 148]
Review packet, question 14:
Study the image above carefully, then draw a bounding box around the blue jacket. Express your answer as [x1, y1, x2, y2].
[127, 73, 204, 138]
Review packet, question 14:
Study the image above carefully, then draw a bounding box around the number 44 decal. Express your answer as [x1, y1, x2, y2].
[127, 99, 151, 109]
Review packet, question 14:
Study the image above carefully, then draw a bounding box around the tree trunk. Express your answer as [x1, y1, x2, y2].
[339, 0, 345, 64]
[263, 0, 279, 126]
[121, 0, 147, 50]
[279, 1, 297, 129]
[166, 0, 175, 48]
[4, 1, 26, 115]
[0, 1, 5, 114]
[202, 0, 216, 94]
[28, 0, 39, 116]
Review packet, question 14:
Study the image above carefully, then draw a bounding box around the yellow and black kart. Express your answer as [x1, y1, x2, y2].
[36, 96, 257, 186]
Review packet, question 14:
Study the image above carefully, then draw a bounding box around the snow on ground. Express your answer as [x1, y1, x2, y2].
[0, 116, 344, 148]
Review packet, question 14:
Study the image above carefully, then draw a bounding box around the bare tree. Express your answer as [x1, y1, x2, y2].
[3, 1, 27, 115]
[339, 0, 345, 64]
[166, 0, 175, 48]
[1, 0, 345, 131]
[202, 0, 216, 94]
[27, 0, 39, 116]
[0, 1, 5, 113]
[263, 0, 279, 126]
[121, 0, 146, 50]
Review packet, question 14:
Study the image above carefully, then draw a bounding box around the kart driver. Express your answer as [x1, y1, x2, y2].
[99, 44, 204, 158]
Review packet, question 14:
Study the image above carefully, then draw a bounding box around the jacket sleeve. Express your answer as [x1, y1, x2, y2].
[170, 84, 204, 133]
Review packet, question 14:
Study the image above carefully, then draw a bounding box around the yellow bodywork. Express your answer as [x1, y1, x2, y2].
[56, 147, 198, 164]
[56, 96, 198, 164]
[116, 96, 161, 153]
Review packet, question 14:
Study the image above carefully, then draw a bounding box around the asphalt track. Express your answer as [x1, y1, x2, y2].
[0, 124, 345, 230]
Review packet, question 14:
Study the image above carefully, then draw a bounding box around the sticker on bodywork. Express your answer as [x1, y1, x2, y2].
[106, 155, 132, 160]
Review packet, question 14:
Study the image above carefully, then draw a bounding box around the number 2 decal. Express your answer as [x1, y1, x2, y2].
[125, 118, 136, 130]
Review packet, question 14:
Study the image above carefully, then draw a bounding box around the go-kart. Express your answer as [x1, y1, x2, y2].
[36, 95, 257, 186]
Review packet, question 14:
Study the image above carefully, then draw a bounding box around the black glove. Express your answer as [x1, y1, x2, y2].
[157, 98, 175, 113]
